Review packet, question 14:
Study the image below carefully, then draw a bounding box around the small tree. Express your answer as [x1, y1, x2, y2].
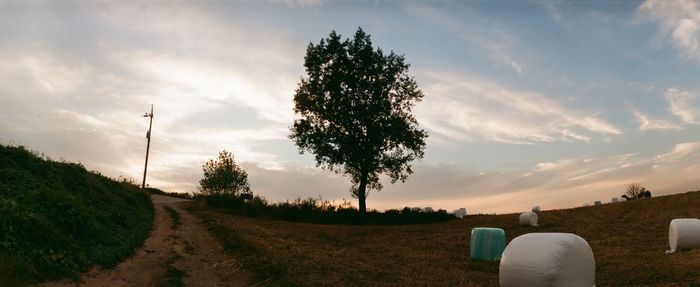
[289, 28, 428, 214]
[625, 183, 652, 200]
[625, 183, 643, 200]
[198, 150, 251, 197]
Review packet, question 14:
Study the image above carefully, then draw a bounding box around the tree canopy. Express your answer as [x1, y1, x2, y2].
[198, 150, 251, 197]
[289, 27, 427, 213]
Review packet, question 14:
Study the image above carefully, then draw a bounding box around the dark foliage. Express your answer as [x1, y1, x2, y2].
[146, 187, 193, 200]
[623, 183, 652, 200]
[0, 145, 154, 286]
[198, 150, 250, 197]
[196, 194, 454, 225]
[289, 27, 428, 213]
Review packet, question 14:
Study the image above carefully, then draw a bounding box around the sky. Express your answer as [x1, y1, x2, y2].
[1, 0, 700, 214]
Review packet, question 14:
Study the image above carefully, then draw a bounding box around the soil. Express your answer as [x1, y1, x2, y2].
[43, 195, 250, 287]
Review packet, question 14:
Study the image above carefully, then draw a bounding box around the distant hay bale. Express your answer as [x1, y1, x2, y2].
[594, 201, 602, 206]
[611, 197, 619, 203]
[500, 233, 596, 287]
[666, 218, 700, 253]
[532, 205, 541, 212]
[423, 207, 434, 213]
[453, 208, 467, 219]
[519, 211, 539, 227]
[470, 227, 505, 261]
[410, 207, 421, 212]
[618, 197, 627, 202]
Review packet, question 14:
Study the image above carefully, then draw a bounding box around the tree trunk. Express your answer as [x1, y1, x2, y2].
[357, 171, 368, 215]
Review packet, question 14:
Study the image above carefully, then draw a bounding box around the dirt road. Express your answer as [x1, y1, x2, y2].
[44, 195, 249, 287]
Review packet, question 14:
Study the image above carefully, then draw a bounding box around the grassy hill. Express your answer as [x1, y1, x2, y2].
[190, 190, 700, 286]
[0, 145, 154, 286]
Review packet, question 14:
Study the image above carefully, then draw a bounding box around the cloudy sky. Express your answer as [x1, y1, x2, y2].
[2, 0, 700, 214]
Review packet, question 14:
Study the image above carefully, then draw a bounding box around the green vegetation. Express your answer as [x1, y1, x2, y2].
[290, 27, 428, 214]
[191, 190, 700, 286]
[197, 195, 454, 225]
[163, 205, 182, 229]
[145, 187, 193, 200]
[0, 145, 154, 286]
[198, 150, 250, 197]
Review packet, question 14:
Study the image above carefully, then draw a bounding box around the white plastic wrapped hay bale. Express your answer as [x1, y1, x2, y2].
[531, 205, 541, 212]
[618, 197, 626, 202]
[453, 208, 467, 219]
[666, 218, 700, 253]
[519, 211, 538, 226]
[500, 233, 595, 287]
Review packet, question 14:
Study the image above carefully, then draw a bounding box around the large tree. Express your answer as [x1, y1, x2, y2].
[198, 150, 251, 197]
[289, 28, 427, 214]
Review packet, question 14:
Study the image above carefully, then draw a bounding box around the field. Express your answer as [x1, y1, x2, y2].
[190, 191, 700, 286]
[0, 145, 154, 286]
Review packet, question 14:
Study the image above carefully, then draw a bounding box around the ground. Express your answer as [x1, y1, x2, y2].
[190, 191, 700, 286]
[43, 195, 250, 287]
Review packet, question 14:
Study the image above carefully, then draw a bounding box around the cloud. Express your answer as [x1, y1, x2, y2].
[639, 0, 700, 61]
[666, 87, 700, 124]
[415, 72, 621, 144]
[632, 109, 681, 130]
[406, 3, 528, 74]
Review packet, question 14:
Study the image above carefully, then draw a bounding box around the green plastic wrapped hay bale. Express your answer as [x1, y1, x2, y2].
[594, 201, 602, 206]
[470, 227, 506, 261]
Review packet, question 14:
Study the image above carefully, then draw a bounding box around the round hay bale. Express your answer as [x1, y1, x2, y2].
[453, 208, 467, 219]
[667, 218, 700, 253]
[618, 197, 626, 202]
[532, 205, 541, 212]
[519, 211, 538, 226]
[470, 227, 505, 261]
[593, 201, 602, 206]
[500, 233, 595, 287]
[611, 197, 619, 203]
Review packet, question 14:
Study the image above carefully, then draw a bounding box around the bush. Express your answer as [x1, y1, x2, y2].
[0, 145, 154, 285]
[195, 194, 454, 225]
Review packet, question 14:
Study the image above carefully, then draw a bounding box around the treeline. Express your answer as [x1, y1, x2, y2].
[0, 145, 154, 286]
[196, 195, 455, 225]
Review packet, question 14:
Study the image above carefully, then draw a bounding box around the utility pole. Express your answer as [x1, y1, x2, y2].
[142, 105, 154, 190]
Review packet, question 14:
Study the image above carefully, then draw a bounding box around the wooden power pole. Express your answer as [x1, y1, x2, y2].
[142, 105, 154, 190]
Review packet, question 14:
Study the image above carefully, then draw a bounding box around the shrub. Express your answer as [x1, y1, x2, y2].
[195, 194, 454, 225]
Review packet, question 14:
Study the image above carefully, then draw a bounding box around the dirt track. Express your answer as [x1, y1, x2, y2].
[44, 195, 249, 287]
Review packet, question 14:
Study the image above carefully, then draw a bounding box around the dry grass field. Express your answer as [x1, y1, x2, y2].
[189, 191, 700, 286]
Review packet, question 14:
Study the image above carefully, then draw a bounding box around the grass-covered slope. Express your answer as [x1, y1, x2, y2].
[0, 145, 154, 286]
[190, 190, 700, 286]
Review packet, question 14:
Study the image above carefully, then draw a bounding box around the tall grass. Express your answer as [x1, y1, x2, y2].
[0, 145, 154, 286]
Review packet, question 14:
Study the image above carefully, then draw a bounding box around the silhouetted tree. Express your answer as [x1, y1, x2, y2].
[198, 150, 250, 197]
[624, 184, 652, 200]
[289, 28, 427, 214]
[626, 183, 644, 200]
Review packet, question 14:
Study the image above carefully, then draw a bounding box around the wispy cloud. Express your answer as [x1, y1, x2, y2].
[406, 3, 528, 74]
[639, 0, 700, 61]
[632, 109, 682, 130]
[416, 72, 621, 144]
[666, 87, 699, 124]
